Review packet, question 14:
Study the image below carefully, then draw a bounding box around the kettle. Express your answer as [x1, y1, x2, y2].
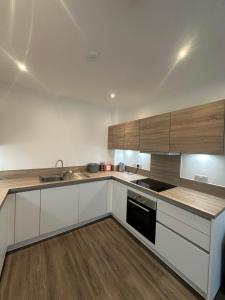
[118, 162, 126, 172]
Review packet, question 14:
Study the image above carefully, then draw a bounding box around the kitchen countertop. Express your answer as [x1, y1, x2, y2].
[0, 171, 224, 219]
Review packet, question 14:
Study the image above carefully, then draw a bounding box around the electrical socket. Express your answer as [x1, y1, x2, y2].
[194, 174, 208, 183]
[136, 164, 142, 169]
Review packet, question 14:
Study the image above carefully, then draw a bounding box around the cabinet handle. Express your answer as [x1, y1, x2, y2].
[128, 199, 149, 212]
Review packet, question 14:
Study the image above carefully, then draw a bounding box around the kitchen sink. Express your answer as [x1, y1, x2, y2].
[40, 175, 64, 182]
[40, 172, 90, 183]
[71, 173, 90, 180]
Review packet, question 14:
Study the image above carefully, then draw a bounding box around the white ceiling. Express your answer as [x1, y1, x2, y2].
[0, 0, 225, 107]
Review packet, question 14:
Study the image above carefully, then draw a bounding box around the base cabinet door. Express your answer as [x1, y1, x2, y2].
[15, 190, 40, 243]
[0, 202, 9, 274]
[6, 194, 15, 246]
[112, 181, 127, 223]
[79, 181, 108, 223]
[40, 185, 79, 235]
[156, 223, 209, 294]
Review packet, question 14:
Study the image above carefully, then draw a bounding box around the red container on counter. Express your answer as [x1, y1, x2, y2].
[104, 164, 112, 171]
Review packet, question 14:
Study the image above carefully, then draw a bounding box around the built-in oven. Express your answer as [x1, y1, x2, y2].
[126, 190, 157, 244]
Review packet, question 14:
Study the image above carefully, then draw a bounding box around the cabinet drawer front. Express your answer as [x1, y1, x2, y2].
[157, 210, 210, 251]
[156, 223, 209, 294]
[157, 200, 211, 236]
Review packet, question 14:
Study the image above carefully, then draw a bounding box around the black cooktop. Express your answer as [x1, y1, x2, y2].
[132, 178, 176, 192]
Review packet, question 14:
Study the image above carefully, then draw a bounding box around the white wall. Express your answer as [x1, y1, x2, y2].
[0, 85, 112, 170]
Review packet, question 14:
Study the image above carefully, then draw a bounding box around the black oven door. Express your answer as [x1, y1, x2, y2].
[126, 197, 156, 244]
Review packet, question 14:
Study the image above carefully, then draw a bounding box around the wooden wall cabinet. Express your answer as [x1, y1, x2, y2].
[124, 120, 139, 150]
[170, 100, 225, 154]
[108, 121, 139, 150]
[139, 113, 170, 153]
[108, 100, 225, 154]
[108, 124, 125, 150]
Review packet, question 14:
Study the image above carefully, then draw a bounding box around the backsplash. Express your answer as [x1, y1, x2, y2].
[114, 150, 151, 171]
[114, 150, 225, 188]
[181, 154, 225, 187]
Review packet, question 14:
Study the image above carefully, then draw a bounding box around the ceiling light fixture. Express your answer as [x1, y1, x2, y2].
[16, 61, 28, 72]
[177, 46, 190, 61]
[86, 50, 99, 62]
[110, 93, 116, 99]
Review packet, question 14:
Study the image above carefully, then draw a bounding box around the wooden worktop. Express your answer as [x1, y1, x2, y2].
[159, 187, 225, 219]
[0, 171, 224, 219]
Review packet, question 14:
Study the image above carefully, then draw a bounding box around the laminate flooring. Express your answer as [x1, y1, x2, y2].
[0, 218, 222, 300]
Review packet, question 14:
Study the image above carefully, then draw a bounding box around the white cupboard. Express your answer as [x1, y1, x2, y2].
[156, 222, 209, 294]
[112, 180, 127, 223]
[79, 181, 108, 223]
[40, 185, 79, 235]
[0, 200, 9, 274]
[15, 190, 40, 243]
[6, 194, 15, 246]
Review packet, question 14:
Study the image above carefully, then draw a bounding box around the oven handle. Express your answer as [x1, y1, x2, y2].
[128, 199, 150, 212]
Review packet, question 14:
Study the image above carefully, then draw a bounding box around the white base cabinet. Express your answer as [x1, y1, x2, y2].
[156, 222, 209, 295]
[40, 185, 79, 235]
[15, 190, 40, 243]
[79, 181, 108, 223]
[6, 194, 15, 246]
[112, 180, 127, 223]
[0, 200, 9, 274]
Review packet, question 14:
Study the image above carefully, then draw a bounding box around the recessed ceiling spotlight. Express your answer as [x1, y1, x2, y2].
[16, 61, 28, 72]
[177, 46, 190, 61]
[110, 93, 116, 99]
[86, 50, 99, 62]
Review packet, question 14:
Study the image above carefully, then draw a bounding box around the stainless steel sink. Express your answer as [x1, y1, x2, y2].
[40, 175, 64, 182]
[70, 173, 90, 180]
[40, 172, 90, 183]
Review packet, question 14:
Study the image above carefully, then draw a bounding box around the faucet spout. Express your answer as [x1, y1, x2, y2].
[55, 159, 64, 168]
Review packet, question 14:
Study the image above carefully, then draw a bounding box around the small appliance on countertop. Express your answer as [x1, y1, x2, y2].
[118, 162, 126, 172]
[99, 162, 113, 171]
[132, 178, 176, 192]
[99, 162, 105, 171]
[104, 164, 112, 171]
[87, 163, 99, 173]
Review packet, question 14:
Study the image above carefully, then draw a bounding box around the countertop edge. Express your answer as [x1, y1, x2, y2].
[113, 178, 218, 220]
[0, 173, 224, 220]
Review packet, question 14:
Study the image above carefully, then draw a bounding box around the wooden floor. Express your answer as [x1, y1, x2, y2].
[0, 218, 215, 300]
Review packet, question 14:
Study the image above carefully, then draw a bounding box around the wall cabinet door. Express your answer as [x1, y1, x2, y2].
[108, 124, 125, 149]
[170, 100, 225, 154]
[15, 190, 40, 243]
[124, 120, 139, 150]
[139, 113, 170, 153]
[40, 185, 79, 235]
[112, 181, 127, 223]
[79, 181, 108, 223]
[156, 222, 209, 294]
